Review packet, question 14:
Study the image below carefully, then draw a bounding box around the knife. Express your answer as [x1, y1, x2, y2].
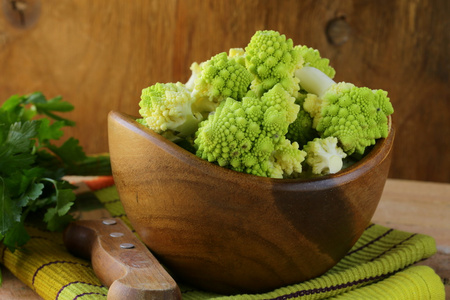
[63, 218, 181, 300]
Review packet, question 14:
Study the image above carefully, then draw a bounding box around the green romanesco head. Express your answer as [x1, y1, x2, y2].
[286, 95, 319, 147]
[228, 48, 246, 67]
[192, 52, 253, 103]
[297, 45, 336, 79]
[245, 30, 303, 97]
[305, 82, 394, 155]
[269, 137, 306, 178]
[303, 137, 347, 175]
[194, 83, 304, 178]
[138, 82, 202, 138]
[303, 93, 323, 128]
[258, 82, 300, 125]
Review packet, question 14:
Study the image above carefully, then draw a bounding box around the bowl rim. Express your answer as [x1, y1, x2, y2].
[109, 111, 395, 188]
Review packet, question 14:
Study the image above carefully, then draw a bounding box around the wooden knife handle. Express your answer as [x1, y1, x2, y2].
[63, 218, 181, 300]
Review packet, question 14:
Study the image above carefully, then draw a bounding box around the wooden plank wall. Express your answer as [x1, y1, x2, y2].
[0, 0, 449, 182]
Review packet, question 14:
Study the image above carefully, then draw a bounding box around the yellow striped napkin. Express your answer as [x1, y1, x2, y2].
[0, 177, 445, 299]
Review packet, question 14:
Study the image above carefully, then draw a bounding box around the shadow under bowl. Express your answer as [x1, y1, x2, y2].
[108, 110, 395, 295]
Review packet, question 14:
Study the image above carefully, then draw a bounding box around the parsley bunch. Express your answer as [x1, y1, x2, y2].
[0, 92, 111, 252]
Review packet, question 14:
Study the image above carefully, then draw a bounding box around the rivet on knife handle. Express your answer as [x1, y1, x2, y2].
[63, 218, 182, 300]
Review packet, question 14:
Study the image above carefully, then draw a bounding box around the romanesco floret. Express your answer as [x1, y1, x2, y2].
[286, 95, 318, 147]
[296, 66, 394, 155]
[138, 82, 203, 139]
[297, 45, 336, 79]
[185, 62, 202, 91]
[194, 84, 305, 178]
[191, 52, 253, 103]
[228, 48, 246, 66]
[245, 30, 303, 97]
[270, 137, 306, 178]
[303, 137, 347, 175]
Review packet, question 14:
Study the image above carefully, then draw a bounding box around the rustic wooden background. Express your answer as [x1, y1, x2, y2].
[0, 0, 448, 183]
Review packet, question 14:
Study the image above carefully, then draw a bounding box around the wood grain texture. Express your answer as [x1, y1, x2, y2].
[108, 111, 395, 294]
[0, 0, 449, 182]
[373, 179, 450, 247]
[372, 178, 450, 298]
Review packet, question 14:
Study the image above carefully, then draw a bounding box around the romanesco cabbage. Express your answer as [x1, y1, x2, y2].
[191, 52, 253, 103]
[297, 45, 336, 79]
[185, 62, 202, 91]
[137, 29, 394, 178]
[296, 66, 394, 155]
[228, 48, 246, 66]
[194, 84, 305, 178]
[286, 95, 318, 147]
[138, 82, 203, 140]
[245, 30, 303, 97]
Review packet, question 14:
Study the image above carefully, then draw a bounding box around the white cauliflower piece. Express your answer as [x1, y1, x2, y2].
[303, 137, 347, 175]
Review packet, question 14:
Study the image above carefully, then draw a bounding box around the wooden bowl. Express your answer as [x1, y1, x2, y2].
[108, 110, 395, 294]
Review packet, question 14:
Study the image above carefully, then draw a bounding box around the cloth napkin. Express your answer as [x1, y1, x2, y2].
[0, 176, 445, 300]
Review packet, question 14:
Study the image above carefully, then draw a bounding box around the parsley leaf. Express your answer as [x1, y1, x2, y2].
[0, 179, 22, 235]
[0, 92, 111, 253]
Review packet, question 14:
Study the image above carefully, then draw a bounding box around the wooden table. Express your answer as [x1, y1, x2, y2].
[1, 178, 449, 299]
